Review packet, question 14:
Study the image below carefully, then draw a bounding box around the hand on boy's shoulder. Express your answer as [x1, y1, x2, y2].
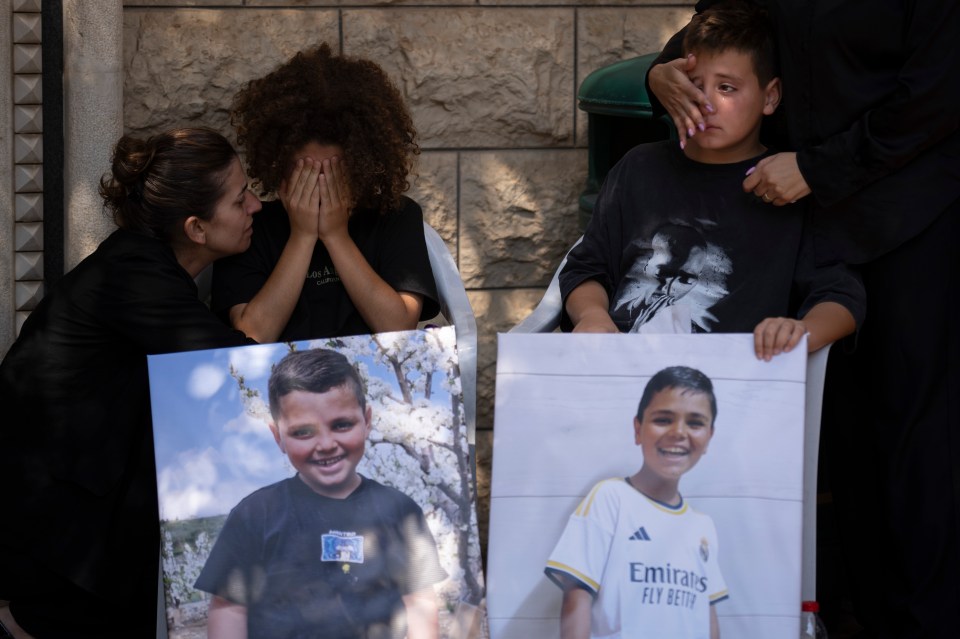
[743, 152, 812, 206]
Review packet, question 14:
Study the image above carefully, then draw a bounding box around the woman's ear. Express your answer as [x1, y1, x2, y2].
[182, 216, 206, 245]
[763, 77, 782, 115]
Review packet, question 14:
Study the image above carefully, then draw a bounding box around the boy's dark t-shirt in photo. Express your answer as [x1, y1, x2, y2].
[195, 475, 447, 639]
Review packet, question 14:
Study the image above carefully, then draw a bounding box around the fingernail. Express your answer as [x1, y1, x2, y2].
[680, 140, 686, 150]
[697, 123, 705, 132]
[706, 104, 715, 113]
[687, 128, 695, 138]
[745, 166, 756, 176]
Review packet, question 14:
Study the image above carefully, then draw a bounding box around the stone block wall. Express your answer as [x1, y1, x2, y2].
[120, 0, 694, 539]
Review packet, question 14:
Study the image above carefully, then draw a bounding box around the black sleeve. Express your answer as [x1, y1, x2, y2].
[391, 496, 447, 595]
[375, 198, 440, 321]
[98, 243, 253, 353]
[194, 502, 260, 605]
[797, 0, 960, 207]
[792, 218, 866, 328]
[558, 163, 627, 332]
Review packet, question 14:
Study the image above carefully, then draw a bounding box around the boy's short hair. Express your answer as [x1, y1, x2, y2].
[636, 366, 718, 424]
[682, 1, 777, 86]
[268, 349, 366, 421]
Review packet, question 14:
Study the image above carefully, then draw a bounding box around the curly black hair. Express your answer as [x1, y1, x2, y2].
[231, 44, 419, 214]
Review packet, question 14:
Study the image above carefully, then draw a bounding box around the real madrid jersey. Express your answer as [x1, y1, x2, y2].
[545, 477, 728, 639]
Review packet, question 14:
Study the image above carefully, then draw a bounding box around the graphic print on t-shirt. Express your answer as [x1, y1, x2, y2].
[611, 221, 732, 333]
[308, 265, 341, 287]
[322, 530, 364, 564]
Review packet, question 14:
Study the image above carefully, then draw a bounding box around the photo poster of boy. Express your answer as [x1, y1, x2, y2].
[487, 333, 807, 639]
[146, 327, 487, 639]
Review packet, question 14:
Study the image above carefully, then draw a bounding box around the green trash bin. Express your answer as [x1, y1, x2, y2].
[578, 52, 676, 230]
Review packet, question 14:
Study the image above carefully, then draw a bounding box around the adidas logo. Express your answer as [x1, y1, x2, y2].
[629, 527, 651, 541]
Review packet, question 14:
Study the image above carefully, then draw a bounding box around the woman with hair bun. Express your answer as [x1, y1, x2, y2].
[0, 128, 260, 638]
[211, 43, 439, 342]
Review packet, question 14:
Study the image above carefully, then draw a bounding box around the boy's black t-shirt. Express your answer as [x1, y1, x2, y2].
[195, 475, 447, 639]
[559, 141, 865, 333]
[211, 196, 440, 341]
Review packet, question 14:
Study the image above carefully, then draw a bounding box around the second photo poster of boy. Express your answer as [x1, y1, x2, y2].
[488, 332, 808, 639]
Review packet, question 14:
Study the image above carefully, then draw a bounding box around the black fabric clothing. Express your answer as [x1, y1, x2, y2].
[559, 141, 865, 333]
[211, 197, 440, 341]
[653, 0, 960, 265]
[822, 200, 959, 638]
[0, 552, 145, 639]
[652, 3, 960, 636]
[195, 475, 446, 639]
[0, 229, 252, 634]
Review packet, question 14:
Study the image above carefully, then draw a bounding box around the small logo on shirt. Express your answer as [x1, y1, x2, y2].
[321, 531, 364, 564]
[629, 527, 651, 541]
[308, 266, 341, 287]
[699, 537, 710, 562]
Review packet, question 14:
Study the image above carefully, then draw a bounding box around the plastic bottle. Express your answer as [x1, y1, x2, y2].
[800, 600, 828, 639]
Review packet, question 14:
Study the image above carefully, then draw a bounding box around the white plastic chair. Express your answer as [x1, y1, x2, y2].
[422, 222, 478, 448]
[508, 237, 580, 334]
[508, 244, 831, 612]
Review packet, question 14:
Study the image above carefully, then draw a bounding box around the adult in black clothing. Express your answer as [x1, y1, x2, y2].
[212, 44, 439, 343]
[649, 2, 959, 637]
[0, 128, 261, 638]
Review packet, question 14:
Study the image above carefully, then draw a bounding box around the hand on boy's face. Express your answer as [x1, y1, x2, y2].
[649, 53, 715, 150]
[271, 386, 372, 499]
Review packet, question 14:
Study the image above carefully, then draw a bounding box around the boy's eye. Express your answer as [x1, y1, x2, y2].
[652, 416, 674, 426]
[331, 420, 355, 432]
[686, 418, 708, 429]
[291, 427, 314, 438]
[719, 83, 736, 93]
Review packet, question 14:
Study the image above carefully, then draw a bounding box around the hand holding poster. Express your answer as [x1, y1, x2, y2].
[488, 333, 808, 639]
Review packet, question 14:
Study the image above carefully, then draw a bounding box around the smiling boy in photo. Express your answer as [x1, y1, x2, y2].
[195, 348, 446, 639]
[545, 366, 728, 639]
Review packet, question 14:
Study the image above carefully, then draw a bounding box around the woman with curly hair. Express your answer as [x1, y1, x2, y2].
[212, 44, 439, 342]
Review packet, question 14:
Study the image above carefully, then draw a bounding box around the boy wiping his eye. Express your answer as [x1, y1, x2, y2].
[561, 2, 864, 360]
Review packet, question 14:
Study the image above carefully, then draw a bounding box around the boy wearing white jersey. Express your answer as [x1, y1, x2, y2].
[545, 366, 728, 639]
